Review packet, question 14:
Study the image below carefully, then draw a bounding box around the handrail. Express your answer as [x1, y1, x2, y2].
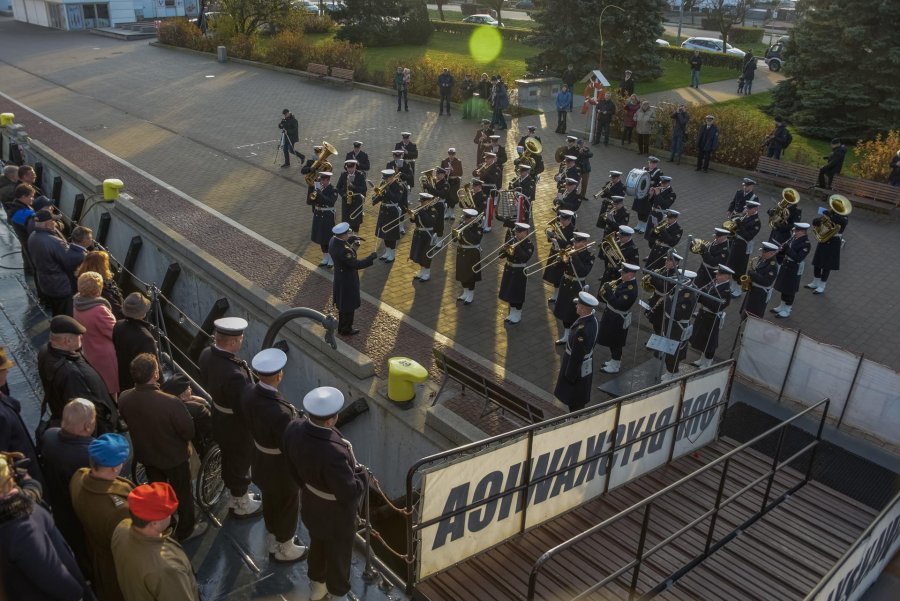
[526, 397, 831, 601]
[403, 361, 736, 592]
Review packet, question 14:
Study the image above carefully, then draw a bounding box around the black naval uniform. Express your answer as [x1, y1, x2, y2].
[596, 201, 629, 236]
[480, 162, 503, 197]
[385, 160, 414, 213]
[198, 346, 254, 499]
[311, 182, 338, 253]
[337, 169, 367, 233]
[441, 157, 464, 209]
[695, 239, 731, 287]
[241, 382, 300, 544]
[472, 187, 488, 215]
[508, 174, 536, 222]
[644, 186, 676, 246]
[812, 211, 848, 281]
[690, 280, 731, 359]
[768, 203, 801, 245]
[596, 177, 626, 203]
[556, 187, 582, 213]
[300, 157, 320, 209]
[727, 188, 758, 215]
[774, 234, 811, 305]
[409, 204, 439, 269]
[662, 287, 697, 373]
[455, 220, 484, 292]
[645, 266, 679, 335]
[554, 310, 600, 412]
[553, 250, 595, 327]
[645, 221, 683, 269]
[329, 235, 376, 335]
[424, 178, 450, 238]
[284, 419, 366, 598]
[543, 221, 575, 290]
[394, 140, 419, 179]
[633, 165, 663, 224]
[556, 164, 581, 191]
[725, 213, 761, 282]
[374, 179, 404, 248]
[344, 150, 370, 173]
[744, 255, 778, 317]
[599, 237, 639, 286]
[596, 278, 638, 361]
[498, 232, 535, 311]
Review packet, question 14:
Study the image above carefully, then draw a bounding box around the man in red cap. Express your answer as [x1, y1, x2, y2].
[112, 482, 200, 601]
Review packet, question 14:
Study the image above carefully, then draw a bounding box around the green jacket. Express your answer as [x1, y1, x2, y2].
[111, 520, 200, 601]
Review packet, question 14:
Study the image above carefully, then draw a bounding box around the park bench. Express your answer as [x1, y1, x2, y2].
[329, 67, 355, 82]
[307, 63, 329, 78]
[831, 175, 900, 214]
[754, 156, 819, 190]
[432, 348, 545, 425]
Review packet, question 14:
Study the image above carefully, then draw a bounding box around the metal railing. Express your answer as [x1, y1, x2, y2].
[403, 361, 736, 592]
[526, 397, 831, 601]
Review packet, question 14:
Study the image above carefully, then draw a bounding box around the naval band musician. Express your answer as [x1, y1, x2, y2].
[440, 148, 464, 220]
[477, 152, 503, 232]
[689, 265, 734, 369]
[311, 171, 338, 269]
[329, 222, 378, 336]
[554, 291, 601, 412]
[596, 195, 630, 237]
[553, 232, 594, 345]
[301, 145, 325, 211]
[455, 209, 484, 305]
[727, 177, 759, 216]
[771, 222, 811, 319]
[694, 228, 732, 288]
[344, 141, 370, 174]
[726, 199, 761, 297]
[645, 253, 684, 336]
[645, 209, 683, 270]
[545, 210, 576, 304]
[373, 168, 404, 263]
[241, 348, 308, 562]
[499, 223, 535, 324]
[337, 160, 367, 233]
[597, 262, 641, 374]
[659, 269, 698, 380]
[633, 156, 663, 233]
[395, 132, 419, 180]
[198, 317, 263, 519]
[409, 193, 439, 283]
[595, 170, 626, 203]
[743, 241, 780, 318]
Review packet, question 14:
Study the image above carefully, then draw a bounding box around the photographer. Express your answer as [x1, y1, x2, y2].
[278, 109, 304, 168]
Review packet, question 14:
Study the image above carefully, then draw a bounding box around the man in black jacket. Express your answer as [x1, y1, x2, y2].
[37, 316, 118, 433]
[113, 292, 157, 391]
[329, 222, 377, 335]
[437, 67, 454, 116]
[594, 93, 616, 146]
[818, 138, 846, 189]
[765, 116, 792, 159]
[278, 109, 304, 168]
[28, 210, 85, 316]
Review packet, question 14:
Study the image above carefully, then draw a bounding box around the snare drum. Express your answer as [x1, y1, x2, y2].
[625, 168, 651, 199]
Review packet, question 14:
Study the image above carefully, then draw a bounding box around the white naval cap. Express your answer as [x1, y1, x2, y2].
[489, 134, 501, 140]
[716, 264, 735, 274]
[214, 317, 248, 336]
[401, 131, 412, 137]
[611, 195, 625, 203]
[573, 232, 590, 240]
[618, 225, 634, 235]
[565, 177, 578, 185]
[517, 163, 532, 170]
[793, 222, 810, 229]
[251, 347, 287, 376]
[318, 171, 333, 178]
[610, 170, 623, 176]
[666, 209, 680, 217]
[621, 262, 641, 273]
[332, 222, 351, 235]
[514, 222, 531, 231]
[558, 209, 575, 218]
[419, 192, 434, 200]
[742, 177, 756, 185]
[392, 149, 404, 155]
[576, 291, 600, 307]
[352, 140, 363, 146]
[527, 125, 536, 130]
[564, 155, 577, 161]
[746, 200, 760, 207]
[303, 386, 345, 417]
[761, 241, 779, 251]
[714, 227, 731, 235]
[485, 152, 497, 158]
[680, 270, 698, 279]
[381, 169, 395, 176]
[344, 159, 358, 165]
[463, 208, 479, 217]
[648, 155, 660, 162]
[660, 175, 672, 182]
[566, 135, 578, 142]
[448, 147, 456, 153]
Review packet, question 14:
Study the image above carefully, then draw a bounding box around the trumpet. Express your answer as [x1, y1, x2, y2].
[473, 161, 489, 178]
[593, 181, 613, 200]
[651, 221, 668, 236]
[722, 212, 744, 234]
[523, 241, 596, 277]
[599, 277, 622, 302]
[426, 212, 484, 259]
[473, 229, 537, 273]
[690, 238, 710, 254]
[303, 141, 337, 186]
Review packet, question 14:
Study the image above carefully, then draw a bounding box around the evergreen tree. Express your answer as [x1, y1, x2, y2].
[337, 0, 432, 46]
[527, 0, 665, 83]
[770, 0, 900, 139]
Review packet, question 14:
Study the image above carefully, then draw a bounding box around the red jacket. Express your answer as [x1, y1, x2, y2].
[623, 101, 640, 127]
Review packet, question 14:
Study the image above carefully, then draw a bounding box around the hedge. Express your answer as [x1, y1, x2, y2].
[699, 21, 765, 44]
[429, 20, 532, 43]
[659, 45, 744, 70]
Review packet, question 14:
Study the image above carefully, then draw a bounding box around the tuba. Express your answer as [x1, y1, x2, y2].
[813, 194, 852, 242]
[420, 168, 437, 189]
[519, 137, 542, 169]
[304, 141, 337, 186]
[768, 187, 800, 229]
[600, 232, 625, 267]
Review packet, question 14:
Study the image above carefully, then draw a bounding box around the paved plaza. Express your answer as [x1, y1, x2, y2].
[1, 19, 897, 415]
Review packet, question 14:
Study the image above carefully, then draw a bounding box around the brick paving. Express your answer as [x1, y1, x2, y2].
[1, 21, 897, 424]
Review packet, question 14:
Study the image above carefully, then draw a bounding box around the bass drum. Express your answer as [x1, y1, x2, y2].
[625, 168, 651, 200]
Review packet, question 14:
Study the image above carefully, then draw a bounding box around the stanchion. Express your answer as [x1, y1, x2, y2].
[361, 467, 380, 583]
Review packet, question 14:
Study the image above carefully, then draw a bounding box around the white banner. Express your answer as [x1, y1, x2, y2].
[783, 337, 856, 419]
[805, 494, 900, 601]
[418, 437, 529, 579]
[608, 386, 682, 490]
[523, 406, 618, 529]
[673, 367, 730, 459]
[841, 361, 900, 447]
[736, 317, 796, 394]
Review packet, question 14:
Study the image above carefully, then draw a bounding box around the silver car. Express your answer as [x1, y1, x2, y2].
[681, 36, 746, 58]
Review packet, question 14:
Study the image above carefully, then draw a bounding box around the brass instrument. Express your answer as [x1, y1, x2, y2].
[473, 161, 489, 178]
[640, 273, 657, 294]
[426, 211, 484, 259]
[382, 199, 434, 233]
[600, 232, 625, 267]
[473, 229, 537, 273]
[768, 187, 800, 229]
[457, 183, 475, 210]
[370, 172, 401, 200]
[517, 137, 542, 169]
[593, 181, 613, 200]
[722, 212, 744, 234]
[739, 257, 759, 292]
[599, 277, 622, 302]
[303, 141, 337, 186]
[554, 145, 567, 163]
[523, 241, 596, 277]
[651, 221, 668, 236]
[813, 194, 852, 243]
[690, 238, 710, 254]
[420, 168, 437, 189]
[545, 219, 567, 249]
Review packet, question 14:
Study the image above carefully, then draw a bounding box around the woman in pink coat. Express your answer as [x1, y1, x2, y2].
[73, 271, 119, 396]
[621, 94, 640, 147]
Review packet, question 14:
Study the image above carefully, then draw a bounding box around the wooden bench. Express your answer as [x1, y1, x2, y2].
[831, 175, 900, 213]
[432, 348, 544, 425]
[329, 67, 354, 82]
[754, 156, 819, 189]
[307, 63, 329, 78]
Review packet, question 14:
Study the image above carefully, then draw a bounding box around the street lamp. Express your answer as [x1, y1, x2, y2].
[599, 4, 626, 69]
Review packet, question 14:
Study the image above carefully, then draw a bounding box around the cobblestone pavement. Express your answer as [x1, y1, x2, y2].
[1, 21, 897, 414]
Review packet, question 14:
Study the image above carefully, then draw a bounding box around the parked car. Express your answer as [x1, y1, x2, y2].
[655, 38, 670, 47]
[463, 14, 503, 27]
[764, 39, 787, 71]
[514, 0, 534, 9]
[321, 1, 345, 13]
[293, 0, 320, 14]
[681, 36, 746, 58]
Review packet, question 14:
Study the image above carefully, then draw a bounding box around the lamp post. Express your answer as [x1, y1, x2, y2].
[599, 4, 626, 69]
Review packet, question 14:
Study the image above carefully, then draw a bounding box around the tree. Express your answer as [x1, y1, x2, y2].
[526, 0, 602, 78]
[436, 0, 445, 21]
[337, 0, 432, 46]
[770, 0, 900, 139]
[482, 0, 506, 27]
[703, 0, 748, 52]
[219, 0, 291, 34]
[596, 0, 666, 80]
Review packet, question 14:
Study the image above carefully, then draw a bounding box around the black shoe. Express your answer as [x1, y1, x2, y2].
[405, 108, 409, 112]
[296, 153, 306, 162]
[439, 112, 443, 116]
[397, 107, 401, 111]
[341, 328, 360, 336]
[281, 163, 290, 168]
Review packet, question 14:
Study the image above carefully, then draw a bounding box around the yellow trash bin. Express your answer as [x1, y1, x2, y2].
[387, 356, 428, 406]
[102, 178, 124, 201]
[0, 113, 14, 127]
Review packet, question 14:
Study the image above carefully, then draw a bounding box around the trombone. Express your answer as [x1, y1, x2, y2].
[473, 229, 537, 274]
[426, 212, 484, 259]
[523, 241, 596, 277]
[381, 200, 435, 233]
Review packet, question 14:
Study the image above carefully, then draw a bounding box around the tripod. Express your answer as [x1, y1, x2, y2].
[273, 129, 304, 166]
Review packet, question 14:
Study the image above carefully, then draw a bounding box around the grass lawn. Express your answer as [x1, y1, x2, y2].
[715, 92, 858, 170]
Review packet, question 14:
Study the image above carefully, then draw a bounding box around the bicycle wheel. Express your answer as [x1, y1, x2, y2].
[132, 461, 148, 485]
[195, 443, 225, 510]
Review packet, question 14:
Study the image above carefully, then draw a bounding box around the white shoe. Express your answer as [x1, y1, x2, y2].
[265, 532, 277, 554]
[271, 538, 308, 563]
[690, 357, 703, 367]
[310, 580, 328, 601]
[660, 370, 677, 382]
[383, 248, 395, 262]
[805, 278, 821, 289]
[483, 226, 492, 233]
[230, 492, 263, 518]
[463, 289, 474, 305]
[419, 268, 430, 282]
[601, 360, 621, 374]
[506, 307, 522, 324]
[697, 356, 714, 369]
[770, 302, 786, 314]
[555, 328, 570, 345]
[318, 253, 329, 267]
[775, 306, 792, 318]
[457, 289, 467, 301]
[813, 282, 826, 295]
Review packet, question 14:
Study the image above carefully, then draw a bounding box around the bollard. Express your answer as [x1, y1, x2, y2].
[0, 113, 14, 127]
[217, 46, 227, 63]
[103, 178, 124, 201]
[387, 357, 428, 407]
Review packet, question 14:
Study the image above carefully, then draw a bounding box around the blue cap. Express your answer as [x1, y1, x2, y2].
[89, 433, 130, 467]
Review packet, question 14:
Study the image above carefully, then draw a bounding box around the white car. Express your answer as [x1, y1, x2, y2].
[463, 14, 503, 27]
[655, 38, 670, 47]
[681, 36, 746, 58]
